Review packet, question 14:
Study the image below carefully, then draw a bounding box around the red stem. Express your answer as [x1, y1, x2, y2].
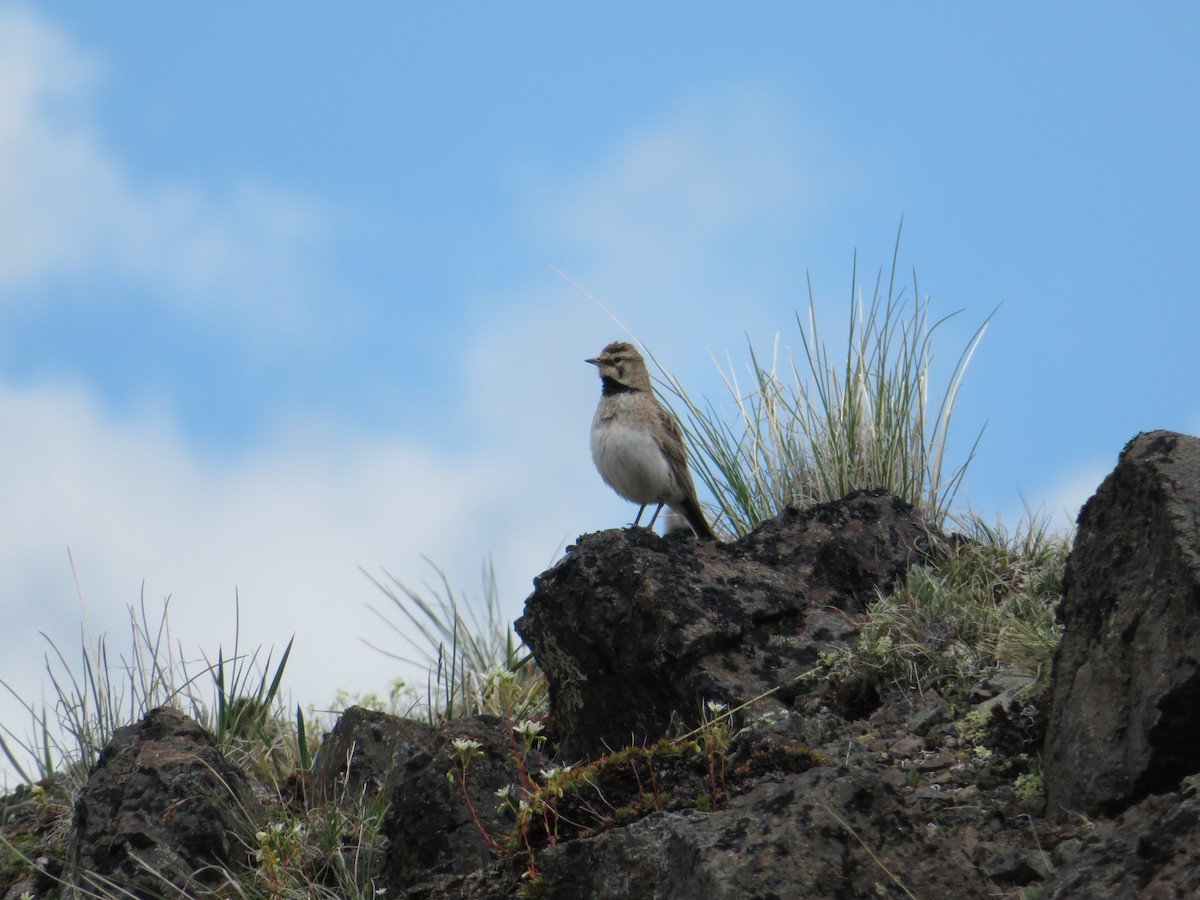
[459, 766, 509, 855]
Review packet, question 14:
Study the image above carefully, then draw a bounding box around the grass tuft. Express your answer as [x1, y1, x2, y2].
[362, 556, 547, 726]
[824, 512, 1069, 697]
[643, 225, 992, 537]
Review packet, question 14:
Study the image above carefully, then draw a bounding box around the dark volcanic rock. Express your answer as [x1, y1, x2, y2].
[65, 706, 262, 898]
[535, 766, 983, 899]
[1044, 774, 1200, 898]
[515, 491, 937, 756]
[379, 714, 547, 894]
[311, 704, 417, 796]
[1044, 430, 1200, 818]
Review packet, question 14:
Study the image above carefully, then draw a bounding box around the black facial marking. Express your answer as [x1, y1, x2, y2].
[600, 375, 638, 396]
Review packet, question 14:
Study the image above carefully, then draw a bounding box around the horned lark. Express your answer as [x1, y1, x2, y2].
[586, 341, 718, 540]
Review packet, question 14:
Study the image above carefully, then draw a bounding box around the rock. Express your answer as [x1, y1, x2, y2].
[534, 767, 984, 899]
[907, 695, 951, 735]
[516, 491, 938, 756]
[980, 845, 1049, 885]
[65, 706, 262, 898]
[1042, 774, 1200, 898]
[1044, 430, 1200, 818]
[311, 704, 419, 797]
[379, 714, 547, 894]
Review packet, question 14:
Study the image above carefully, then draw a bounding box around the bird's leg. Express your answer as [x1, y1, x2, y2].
[645, 503, 665, 530]
[632, 504, 647, 527]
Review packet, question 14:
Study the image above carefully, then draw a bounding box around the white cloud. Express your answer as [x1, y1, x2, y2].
[0, 377, 592, 786]
[0, 7, 328, 334]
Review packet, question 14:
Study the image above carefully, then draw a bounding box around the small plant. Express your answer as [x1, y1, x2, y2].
[448, 737, 508, 858]
[506, 717, 557, 874]
[824, 513, 1069, 699]
[534, 766, 573, 845]
[206, 620, 296, 780]
[699, 700, 732, 808]
[254, 819, 306, 894]
[1014, 769, 1045, 803]
[450, 681, 561, 880]
[956, 709, 993, 746]
[970, 745, 994, 768]
[455, 732, 674, 879]
[446, 675, 580, 879]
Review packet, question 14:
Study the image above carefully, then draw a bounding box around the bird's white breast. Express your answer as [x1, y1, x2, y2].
[590, 414, 674, 505]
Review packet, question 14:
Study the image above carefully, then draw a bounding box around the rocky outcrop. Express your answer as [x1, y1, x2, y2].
[11, 440, 1200, 899]
[515, 490, 937, 756]
[64, 706, 261, 898]
[321, 671, 1055, 900]
[1044, 430, 1200, 818]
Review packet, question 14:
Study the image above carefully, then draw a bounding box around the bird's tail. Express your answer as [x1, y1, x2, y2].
[673, 496, 718, 541]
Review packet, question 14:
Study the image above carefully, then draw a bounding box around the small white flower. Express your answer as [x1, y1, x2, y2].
[451, 737, 482, 754]
[483, 666, 516, 692]
[514, 719, 545, 739]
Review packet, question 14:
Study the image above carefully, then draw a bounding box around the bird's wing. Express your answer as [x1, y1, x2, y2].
[656, 407, 698, 495]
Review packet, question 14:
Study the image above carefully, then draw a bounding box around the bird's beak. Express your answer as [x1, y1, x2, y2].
[585, 357, 600, 366]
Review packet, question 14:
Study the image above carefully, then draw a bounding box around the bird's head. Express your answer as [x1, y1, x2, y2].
[586, 341, 653, 393]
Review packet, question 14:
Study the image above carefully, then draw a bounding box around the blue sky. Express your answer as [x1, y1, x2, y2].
[2, 3, 1198, 782]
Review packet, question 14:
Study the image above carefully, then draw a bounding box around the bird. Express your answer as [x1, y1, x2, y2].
[586, 341, 718, 540]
